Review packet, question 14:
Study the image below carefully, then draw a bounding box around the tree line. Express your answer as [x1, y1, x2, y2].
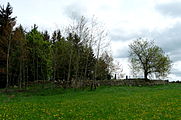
[0, 3, 115, 89]
[0, 3, 172, 89]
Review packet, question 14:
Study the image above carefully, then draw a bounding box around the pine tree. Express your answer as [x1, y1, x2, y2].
[0, 2, 16, 89]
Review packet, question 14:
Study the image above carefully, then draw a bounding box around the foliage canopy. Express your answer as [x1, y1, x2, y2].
[129, 38, 172, 80]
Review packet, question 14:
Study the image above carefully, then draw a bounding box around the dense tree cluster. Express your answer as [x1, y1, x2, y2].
[0, 3, 114, 88]
[0, 3, 172, 89]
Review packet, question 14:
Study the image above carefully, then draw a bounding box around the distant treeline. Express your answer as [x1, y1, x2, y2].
[0, 3, 116, 89]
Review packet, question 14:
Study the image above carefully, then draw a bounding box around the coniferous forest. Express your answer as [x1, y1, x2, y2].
[0, 3, 115, 89]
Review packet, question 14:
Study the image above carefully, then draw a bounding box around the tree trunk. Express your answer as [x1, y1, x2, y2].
[41, 63, 45, 88]
[67, 49, 73, 85]
[144, 70, 148, 81]
[93, 37, 101, 90]
[33, 55, 35, 81]
[84, 56, 88, 80]
[53, 47, 57, 82]
[25, 66, 28, 89]
[84, 48, 89, 80]
[22, 62, 25, 89]
[75, 57, 79, 80]
[19, 60, 22, 89]
[36, 58, 38, 81]
[6, 40, 11, 90]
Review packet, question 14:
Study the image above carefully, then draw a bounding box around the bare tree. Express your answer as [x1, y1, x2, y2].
[66, 16, 90, 88]
[66, 15, 111, 89]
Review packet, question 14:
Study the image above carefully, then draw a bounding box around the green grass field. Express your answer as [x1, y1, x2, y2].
[0, 84, 180, 120]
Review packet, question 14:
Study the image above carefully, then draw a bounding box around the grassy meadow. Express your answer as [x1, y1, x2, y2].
[0, 84, 180, 120]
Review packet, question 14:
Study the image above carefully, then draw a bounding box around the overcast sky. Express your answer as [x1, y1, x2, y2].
[1, 0, 181, 81]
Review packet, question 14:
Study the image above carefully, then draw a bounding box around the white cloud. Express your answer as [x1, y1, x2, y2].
[111, 40, 132, 58]
[168, 74, 181, 81]
[172, 61, 181, 73]
[155, 0, 181, 18]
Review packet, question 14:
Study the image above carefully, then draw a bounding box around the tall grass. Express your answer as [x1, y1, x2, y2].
[0, 84, 180, 120]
